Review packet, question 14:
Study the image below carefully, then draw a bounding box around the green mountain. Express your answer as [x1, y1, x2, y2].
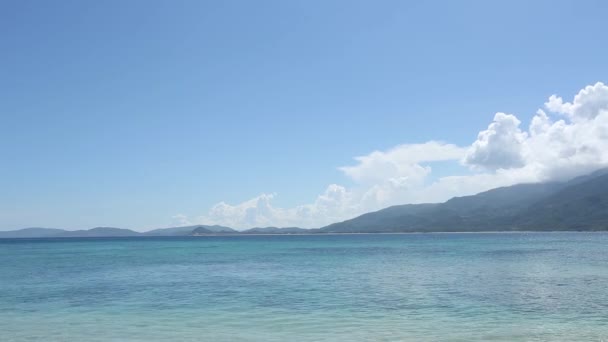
[320, 203, 441, 233]
[321, 169, 608, 233]
[514, 171, 608, 231]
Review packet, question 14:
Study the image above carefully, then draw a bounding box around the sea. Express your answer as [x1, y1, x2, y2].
[1, 233, 607, 341]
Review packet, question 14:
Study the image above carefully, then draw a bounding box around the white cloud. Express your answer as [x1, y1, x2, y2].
[463, 81, 608, 181]
[194, 185, 359, 229]
[545, 82, 608, 121]
[202, 193, 281, 228]
[526, 95, 608, 180]
[180, 82, 608, 229]
[340, 141, 465, 184]
[463, 113, 527, 170]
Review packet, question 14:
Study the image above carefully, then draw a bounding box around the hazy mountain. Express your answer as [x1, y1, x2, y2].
[321, 169, 608, 233]
[145, 225, 236, 236]
[58, 227, 141, 237]
[515, 171, 608, 231]
[320, 203, 441, 233]
[190, 225, 242, 235]
[3, 168, 608, 238]
[190, 226, 214, 235]
[144, 226, 196, 236]
[0, 228, 66, 238]
[196, 225, 237, 233]
[242, 227, 315, 234]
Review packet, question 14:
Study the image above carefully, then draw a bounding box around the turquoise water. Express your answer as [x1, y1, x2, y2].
[1, 233, 607, 341]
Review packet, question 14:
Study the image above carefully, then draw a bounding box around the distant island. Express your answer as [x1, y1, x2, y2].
[2, 168, 608, 239]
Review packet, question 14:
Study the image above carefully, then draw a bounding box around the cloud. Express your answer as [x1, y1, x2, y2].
[463, 82, 608, 181]
[202, 193, 281, 228]
[526, 96, 608, 181]
[463, 113, 527, 170]
[340, 141, 465, 184]
[545, 82, 608, 121]
[181, 82, 608, 229]
[195, 185, 359, 229]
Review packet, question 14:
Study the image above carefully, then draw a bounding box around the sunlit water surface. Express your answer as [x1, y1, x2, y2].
[1, 233, 607, 341]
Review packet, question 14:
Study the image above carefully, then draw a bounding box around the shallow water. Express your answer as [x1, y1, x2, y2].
[1, 233, 607, 341]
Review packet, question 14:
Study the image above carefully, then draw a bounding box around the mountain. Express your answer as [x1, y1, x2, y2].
[0, 228, 66, 238]
[190, 226, 214, 235]
[193, 225, 236, 233]
[515, 171, 608, 231]
[320, 204, 441, 233]
[189, 226, 313, 235]
[145, 225, 236, 236]
[3, 168, 608, 238]
[242, 227, 315, 234]
[0, 227, 141, 238]
[321, 169, 608, 233]
[190, 225, 238, 235]
[58, 227, 141, 237]
[144, 226, 196, 236]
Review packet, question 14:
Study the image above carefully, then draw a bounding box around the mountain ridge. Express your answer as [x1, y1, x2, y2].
[3, 168, 608, 238]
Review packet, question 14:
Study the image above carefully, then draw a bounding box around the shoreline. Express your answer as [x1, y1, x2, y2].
[2, 230, 608, 240]
[190, 230, 608, 236]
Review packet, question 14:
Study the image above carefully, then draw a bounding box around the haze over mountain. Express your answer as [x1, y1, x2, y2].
[58, 227, 141, 238]
[0, 228, 67, 239]
[242, 227, 312, 234]
[321, 169, 608, 233]
[145, 225, 236, 236]
[2, 168, 608, 238]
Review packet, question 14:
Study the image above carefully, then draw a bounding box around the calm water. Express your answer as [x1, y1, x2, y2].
[1, 233, 607, 341]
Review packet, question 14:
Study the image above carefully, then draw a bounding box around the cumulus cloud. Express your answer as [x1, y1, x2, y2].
[463, 113, 528, 170]
[203, 193, 281, 228]
[545, 82, 608, 121]
[180, 82, 608, 229]
[526, 84, 608, 180]
[463, 82, 608, 181]
[194, 185, 359, 229]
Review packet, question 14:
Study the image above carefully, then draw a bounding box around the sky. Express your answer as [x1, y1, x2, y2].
[1, 0, 608, 231]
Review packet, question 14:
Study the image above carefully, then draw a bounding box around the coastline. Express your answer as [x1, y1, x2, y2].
[2, 230, 607, 240]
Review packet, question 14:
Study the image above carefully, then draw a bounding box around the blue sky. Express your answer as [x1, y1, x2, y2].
[1, 0, 608, 230]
